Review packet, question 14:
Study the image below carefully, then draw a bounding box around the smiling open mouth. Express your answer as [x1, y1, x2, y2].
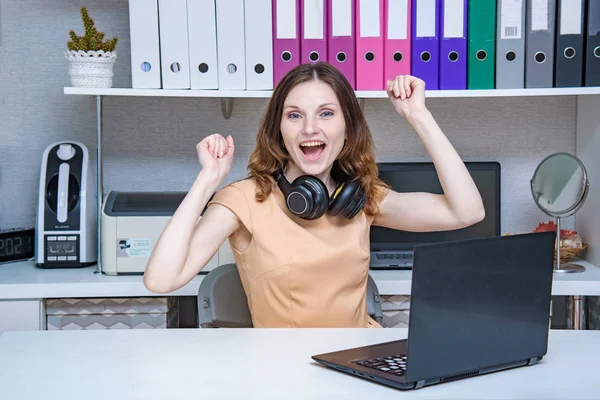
[300, 141, 326, 159]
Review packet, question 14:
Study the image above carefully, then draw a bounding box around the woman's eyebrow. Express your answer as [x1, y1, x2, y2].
[318, 102, 337, 108]
[283, 102, 338, 110]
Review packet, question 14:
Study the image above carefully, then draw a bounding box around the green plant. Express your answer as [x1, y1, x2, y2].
[67, 6, 118, 53]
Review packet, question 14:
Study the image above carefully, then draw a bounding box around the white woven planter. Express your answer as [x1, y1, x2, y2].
[65, 50, 117, 88]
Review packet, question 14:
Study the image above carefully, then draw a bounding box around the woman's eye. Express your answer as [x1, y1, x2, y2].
[288, 112, 300, 120]
[321, 110, 333, 117]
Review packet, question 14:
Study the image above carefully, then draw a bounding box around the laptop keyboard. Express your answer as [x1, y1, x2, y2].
[375, 253, 413, 261]
[354, 355, 407, 377]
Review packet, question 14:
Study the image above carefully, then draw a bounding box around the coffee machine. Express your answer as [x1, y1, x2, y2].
[36, 141, 97, 267]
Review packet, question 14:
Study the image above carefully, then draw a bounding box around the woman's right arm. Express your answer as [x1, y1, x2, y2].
[143, 134, 238, 294]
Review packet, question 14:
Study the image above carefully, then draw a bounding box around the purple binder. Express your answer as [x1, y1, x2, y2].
[439, 0, 468, 90]
[411, 0, 440, 90]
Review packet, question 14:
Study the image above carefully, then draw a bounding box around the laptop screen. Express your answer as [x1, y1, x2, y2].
[370, 162, 501, 251]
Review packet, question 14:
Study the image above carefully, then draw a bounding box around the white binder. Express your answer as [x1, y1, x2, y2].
[244, 0, 274, 90]
[215, 0, 247, 89]
[128, 0, 162, 88]
[187, 0, 219, 89]
[158, 0, 191, 89]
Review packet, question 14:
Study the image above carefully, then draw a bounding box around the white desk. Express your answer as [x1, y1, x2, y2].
[2, 258, 600, 299]
[1, 259, 599, 331]
[0, 328, 598, 399]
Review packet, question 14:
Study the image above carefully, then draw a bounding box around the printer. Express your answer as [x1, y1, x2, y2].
[101, 191, 233, 276]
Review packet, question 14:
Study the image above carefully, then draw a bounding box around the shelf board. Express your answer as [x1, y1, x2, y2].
[64, 87, 273, 98]
[64, 86, 600, 99]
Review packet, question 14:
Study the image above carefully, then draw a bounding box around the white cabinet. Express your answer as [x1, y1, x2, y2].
[0, 300, 44, 333]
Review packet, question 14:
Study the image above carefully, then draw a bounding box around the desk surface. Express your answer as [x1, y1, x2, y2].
[0, 328, 598, 399]
[2, 258, 600, 300]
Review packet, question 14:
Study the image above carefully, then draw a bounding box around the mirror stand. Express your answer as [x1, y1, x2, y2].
[554, 215, 586, 274]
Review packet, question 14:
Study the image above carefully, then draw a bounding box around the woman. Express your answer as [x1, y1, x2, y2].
[143, 62, 485, 328]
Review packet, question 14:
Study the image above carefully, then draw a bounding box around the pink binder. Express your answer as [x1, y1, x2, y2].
[301, 0, 327, 64]
[356, 0, 384, 90]
[273, 0, 301, 86]
[384, 0, 411, 82]
[327, 0, 356, 88]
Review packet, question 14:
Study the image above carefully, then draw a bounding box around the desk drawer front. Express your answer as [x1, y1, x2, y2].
[45, 297, 176, 329]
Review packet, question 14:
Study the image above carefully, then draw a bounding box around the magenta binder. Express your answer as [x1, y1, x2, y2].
[439, 0, 468, 89]
[273, 0, 301, 86]
[356, 0, 385, 90]
[411, 0, 440, 90]
[384, 0, 411, 81]
[327, 0, 356, 88]
[301, 0, 328, 64]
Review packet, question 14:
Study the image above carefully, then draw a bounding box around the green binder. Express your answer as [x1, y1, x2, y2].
[468, 0, 497, 89]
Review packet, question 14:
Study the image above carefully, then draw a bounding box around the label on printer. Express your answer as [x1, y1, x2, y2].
[117, 238, 152, 258]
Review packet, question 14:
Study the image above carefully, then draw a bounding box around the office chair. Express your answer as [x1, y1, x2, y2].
[197, 263, 385, 328]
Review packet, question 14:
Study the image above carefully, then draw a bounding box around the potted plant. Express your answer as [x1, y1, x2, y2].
[65, 6, 118, 88]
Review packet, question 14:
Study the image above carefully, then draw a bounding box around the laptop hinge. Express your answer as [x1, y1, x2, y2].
[527, 357, 541, 366]
[415, 380, 426, 389]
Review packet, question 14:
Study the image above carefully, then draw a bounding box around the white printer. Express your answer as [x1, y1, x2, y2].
[101, 191, 233, 276]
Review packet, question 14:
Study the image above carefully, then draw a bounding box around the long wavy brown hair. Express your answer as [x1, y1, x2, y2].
[247, 62, 389, 217]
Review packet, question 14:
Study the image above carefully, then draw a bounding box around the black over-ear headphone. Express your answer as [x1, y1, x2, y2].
[275, 166, 367, 220]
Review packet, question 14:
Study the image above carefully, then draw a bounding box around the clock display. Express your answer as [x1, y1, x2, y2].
[48, 241, 77, 255]
[0, 228, 35, 263]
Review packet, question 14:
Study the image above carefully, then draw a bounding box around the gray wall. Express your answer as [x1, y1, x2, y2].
[0, 0, 576, 235]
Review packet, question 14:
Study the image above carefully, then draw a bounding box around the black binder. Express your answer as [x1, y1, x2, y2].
[555, 0, 586, 87]
[585, 0, 600, 86]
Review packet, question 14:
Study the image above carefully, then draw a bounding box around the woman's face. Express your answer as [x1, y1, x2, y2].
[280, 79, 346, 178]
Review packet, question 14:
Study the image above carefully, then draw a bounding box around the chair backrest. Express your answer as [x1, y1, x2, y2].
[197, 263, 384, 328]
[197, 263, 253, 328]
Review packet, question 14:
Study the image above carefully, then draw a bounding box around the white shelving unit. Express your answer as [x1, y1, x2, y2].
[63, 85, 600, 330]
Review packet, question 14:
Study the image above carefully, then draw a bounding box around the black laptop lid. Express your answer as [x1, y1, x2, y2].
[405, 232, 556, 384]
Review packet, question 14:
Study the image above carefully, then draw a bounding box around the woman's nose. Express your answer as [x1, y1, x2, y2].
[303, 116, 319, 134]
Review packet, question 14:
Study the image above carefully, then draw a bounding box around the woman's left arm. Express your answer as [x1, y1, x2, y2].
[372, 75, 486, 232]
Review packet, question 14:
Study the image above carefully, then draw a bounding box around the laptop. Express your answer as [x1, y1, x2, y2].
[313, 231, 555, 390]
[369, 162, 501, 269]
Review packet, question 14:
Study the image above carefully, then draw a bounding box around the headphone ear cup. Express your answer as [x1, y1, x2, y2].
[278, 172, 311, 218]
[293, 176, 329, 219]
[346, 188, 367, 219]
[328, 180, 366, 219]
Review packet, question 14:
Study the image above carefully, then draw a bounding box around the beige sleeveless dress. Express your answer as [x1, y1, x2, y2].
[208, 178, 382, 328]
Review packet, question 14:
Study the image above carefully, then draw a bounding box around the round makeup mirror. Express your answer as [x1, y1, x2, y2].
[531, 152, 590, 273]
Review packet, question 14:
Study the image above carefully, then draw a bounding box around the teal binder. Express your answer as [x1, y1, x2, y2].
[468, 0, 497, 89]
